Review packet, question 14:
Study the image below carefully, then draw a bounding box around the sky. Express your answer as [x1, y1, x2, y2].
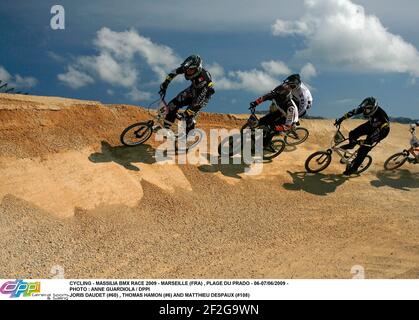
[1, 0, 419, 119]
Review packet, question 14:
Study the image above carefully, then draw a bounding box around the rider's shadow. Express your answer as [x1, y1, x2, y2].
[197, 153, 252, 179]
[88, 141, 157, 171]
[283, 170, 348, 196]
[370, 169, 419, 191]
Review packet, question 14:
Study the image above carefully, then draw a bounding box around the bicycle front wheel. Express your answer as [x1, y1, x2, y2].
[384, 152, 408, 170]
[305, 151, 332, 173]
[356, 155, 372, 173]
[284, 127, 309, 146]
[120, 122, 153, 146]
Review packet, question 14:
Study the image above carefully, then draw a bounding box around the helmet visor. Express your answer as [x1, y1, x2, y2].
[363, 105, 376, 115]
[283, 82, 297, 90]
[186, 67, 197, 76]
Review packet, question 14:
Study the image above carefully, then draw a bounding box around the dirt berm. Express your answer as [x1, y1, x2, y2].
[0, 93, 418, 278]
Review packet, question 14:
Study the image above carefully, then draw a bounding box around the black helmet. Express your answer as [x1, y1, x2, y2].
[181, 54, 202, 80]
[360, 97, 378, 116]
[283, 74, 301, 89]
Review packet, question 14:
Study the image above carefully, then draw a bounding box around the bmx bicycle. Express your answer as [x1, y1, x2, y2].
[384, 124, 419, 170]
[305, 123, 374, 174]
[217, 106, 308, 160]
[120, 95, 204, 152]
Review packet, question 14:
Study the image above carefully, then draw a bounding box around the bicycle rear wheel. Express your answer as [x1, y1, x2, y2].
[262, 136, 286, 160]
[120, 122, 153, 146]
[284, 127, 309, 146]
[384, 152, 408, 170]
[305, 151, 332, 173]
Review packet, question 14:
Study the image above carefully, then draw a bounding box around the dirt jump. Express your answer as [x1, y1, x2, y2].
[0, 93, 418, 279]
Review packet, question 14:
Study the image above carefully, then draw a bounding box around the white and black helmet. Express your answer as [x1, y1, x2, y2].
[181, 54, 202, 80]
[360, 97, 378, 116]
[283, 74, 301, 89]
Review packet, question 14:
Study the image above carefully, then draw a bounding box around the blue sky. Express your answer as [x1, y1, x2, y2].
[1, 0, 419, 118]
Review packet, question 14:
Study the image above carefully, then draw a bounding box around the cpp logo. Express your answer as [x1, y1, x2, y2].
[0, 280, 41, 298]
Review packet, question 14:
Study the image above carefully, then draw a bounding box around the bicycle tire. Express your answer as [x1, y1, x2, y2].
[120, 122, 153, 146]
[262, 136, 286, 160]
[305, 151, 332, 173]
[356, 155, 372, 173]
[384, 152, 408, 170]
[284, 127, 309, 146]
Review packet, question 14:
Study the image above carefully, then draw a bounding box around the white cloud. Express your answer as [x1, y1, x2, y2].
[272, 0, 419, 77]
[58, 27, 181, 101]
[0, 66, 11, 82]
[213, 68, 279, 93]
[272, 20, 310, 36]
[231, 70, 279, 92]
[207, 63, 225, 79]
[209, 62, 286, 93]
[300, 63, 317, 80]
[0, 65, 38, 89]
[13, 75, 38, 88]
[47, 51, 65, 63]
[93, 27, 180, 81]
[127, 88, 152, 101]
[77, 53, 137, 88]
[58, 66, 94, 89]
[261, 60, 291, 76]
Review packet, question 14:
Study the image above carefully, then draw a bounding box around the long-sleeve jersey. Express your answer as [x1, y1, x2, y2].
[254, 84, 299, 126]
[165, 67, 214, 111]
[343, 105, 390, 129]
[291, 82, 313, 116]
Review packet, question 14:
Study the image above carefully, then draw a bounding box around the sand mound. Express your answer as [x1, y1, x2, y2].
[0, 93, 418, 278]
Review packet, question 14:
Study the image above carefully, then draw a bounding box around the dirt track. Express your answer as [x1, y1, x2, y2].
[0, 93, 418, 279]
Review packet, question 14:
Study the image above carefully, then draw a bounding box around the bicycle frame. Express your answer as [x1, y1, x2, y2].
[405, 127, 419, 159]
[248, 106, 298, 134]
[328, 125, 375, 165]
[147, 96, 187, 131]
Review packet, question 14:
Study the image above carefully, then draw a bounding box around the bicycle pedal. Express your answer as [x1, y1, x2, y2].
[152, 125, 161, 132]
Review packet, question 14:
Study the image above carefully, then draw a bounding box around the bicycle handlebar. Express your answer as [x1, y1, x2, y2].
[248, 105, 257, 115]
